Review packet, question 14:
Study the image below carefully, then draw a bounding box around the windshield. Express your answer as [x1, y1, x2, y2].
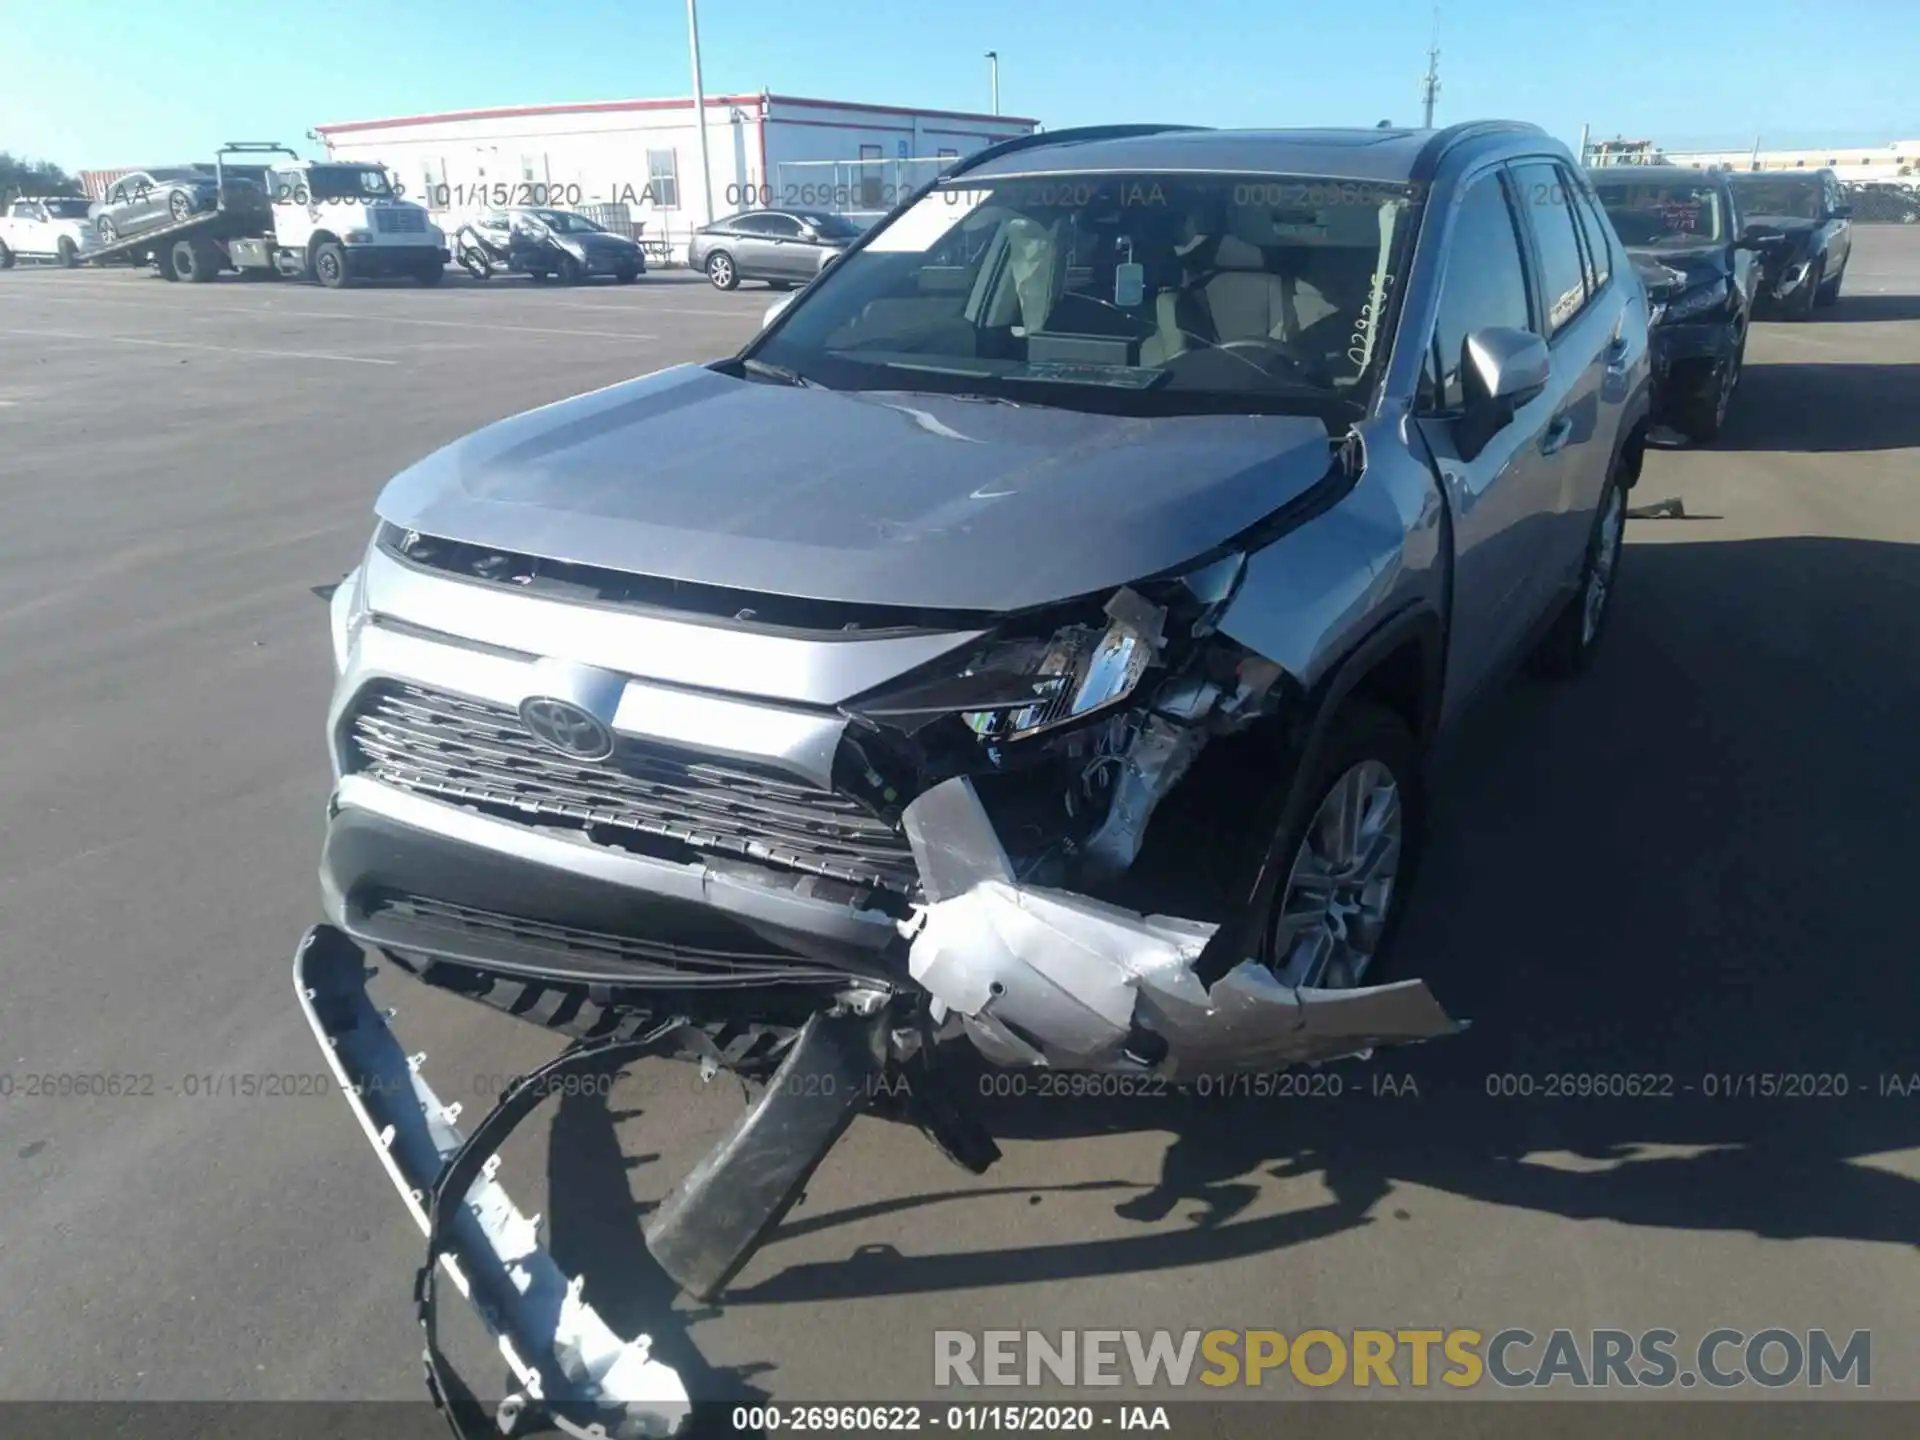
[43, 198, 91, 218]
[529, 209, 605, 234]
[1727, 176, 1823, 220]
[149, 168, 208, 183]
[1592, 180, 1725, 246]
[305, 165, 396, 202]
[751, 172, 1415, 417]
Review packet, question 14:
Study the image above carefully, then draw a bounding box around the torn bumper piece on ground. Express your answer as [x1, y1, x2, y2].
[295, 925, 693, 1439]
[902, 775, 1464, 1075]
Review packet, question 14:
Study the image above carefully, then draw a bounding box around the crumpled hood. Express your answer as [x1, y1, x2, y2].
[374, 364, 1338, 613]
[1627, 243, 1731, 292]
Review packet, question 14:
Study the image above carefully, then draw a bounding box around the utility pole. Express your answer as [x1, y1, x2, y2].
[1419, 5, 1441, 129]
[687, 0, 714, 225]
[986, 51, 999, 116]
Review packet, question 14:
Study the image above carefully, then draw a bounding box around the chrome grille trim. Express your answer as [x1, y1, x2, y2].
[346, 682, 920, 894]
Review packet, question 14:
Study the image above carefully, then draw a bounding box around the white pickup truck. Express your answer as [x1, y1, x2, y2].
[0, 195, 99, 268]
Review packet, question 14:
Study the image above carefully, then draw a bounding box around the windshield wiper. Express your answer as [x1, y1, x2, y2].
[741, 358, 823, 389]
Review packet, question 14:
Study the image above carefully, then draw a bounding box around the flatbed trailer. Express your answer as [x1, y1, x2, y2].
[84, 141, 447, 287]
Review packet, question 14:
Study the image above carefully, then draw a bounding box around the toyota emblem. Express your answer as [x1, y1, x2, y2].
[519, 696, 615, 761]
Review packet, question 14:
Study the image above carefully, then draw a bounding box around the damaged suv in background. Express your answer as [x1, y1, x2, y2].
[299, 121, 1649, 1435]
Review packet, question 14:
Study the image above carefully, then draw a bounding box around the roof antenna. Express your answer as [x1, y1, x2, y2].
[1420, 4, 1442, 129]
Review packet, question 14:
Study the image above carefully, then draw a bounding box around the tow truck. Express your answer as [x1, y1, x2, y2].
[87, 142, 447, 287]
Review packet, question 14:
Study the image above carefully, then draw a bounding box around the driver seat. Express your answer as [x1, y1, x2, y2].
[1142, 234, 1300, 365]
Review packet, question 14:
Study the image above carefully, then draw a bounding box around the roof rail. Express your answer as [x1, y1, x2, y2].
[1410, 120, 1550, 183]
[941, 124, 1214, 181]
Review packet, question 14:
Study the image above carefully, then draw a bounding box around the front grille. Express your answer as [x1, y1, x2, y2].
[346, 683, 920, 894]
[372, 207, 427, 234]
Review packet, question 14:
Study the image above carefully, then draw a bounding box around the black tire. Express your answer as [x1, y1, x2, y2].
[56, 237, 78, 269]
[1670, 337, 1742, 444]
[556, 254, 584, 285]
[0, 241, 13, 270]
[96, 216, 117, 245]
[1528, 463, 1627, 679]
[706, 250, 738, 290]
[413, 258, 445, 286]
[615, 263, 639, 284]
[171, 238, 219, 283]
[1255, 701, 1425, 991]
[311, 240, 350, 289]
[1815, 262, 1844, 307]
[168, 190, 194, 223]
[154, 245, 180, 281]
[460, 247, 492, 281]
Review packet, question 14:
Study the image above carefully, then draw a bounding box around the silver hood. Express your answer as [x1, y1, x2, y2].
[374, 364, 1339, 614]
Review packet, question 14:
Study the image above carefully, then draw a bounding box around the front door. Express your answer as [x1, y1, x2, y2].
[1414, 167, 1573, 720]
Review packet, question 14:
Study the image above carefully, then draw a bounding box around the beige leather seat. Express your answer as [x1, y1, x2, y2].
[1142, 233, 1300, 365]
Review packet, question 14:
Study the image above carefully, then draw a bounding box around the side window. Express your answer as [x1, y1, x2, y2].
[1421, 171, 1534, 414]
[762, 214, 804, 239]
[1569, 178, 1612, 292]
[8, 201, 31, 219]
[1510, 161, 1590, 338]
[732, 214, 776, 236]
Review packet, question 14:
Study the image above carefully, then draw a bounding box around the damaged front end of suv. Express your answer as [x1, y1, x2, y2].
[300, 126, 1485, 1440]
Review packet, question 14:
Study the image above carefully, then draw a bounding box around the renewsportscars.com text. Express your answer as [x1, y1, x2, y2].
[933, 1328, 1871, 1390]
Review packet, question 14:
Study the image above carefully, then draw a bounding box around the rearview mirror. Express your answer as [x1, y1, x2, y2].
[1466, 326, 1550, 406]
[764, 294, 796, 328]
[1456, 326, 1549, 461]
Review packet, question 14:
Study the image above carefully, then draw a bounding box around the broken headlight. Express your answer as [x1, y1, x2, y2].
[849, 591, 1163, 743]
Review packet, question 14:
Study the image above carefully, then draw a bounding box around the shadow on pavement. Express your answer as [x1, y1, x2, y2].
[1825, 292, 1920, 323]
[1715, 362, 1920, 451]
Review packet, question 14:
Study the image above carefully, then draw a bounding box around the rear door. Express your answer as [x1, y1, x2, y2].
[761, 213, 812, 278]
[1413, 166, 1566, 715]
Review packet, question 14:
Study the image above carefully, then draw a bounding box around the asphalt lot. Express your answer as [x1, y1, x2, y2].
[1, 239, 1917, 1409]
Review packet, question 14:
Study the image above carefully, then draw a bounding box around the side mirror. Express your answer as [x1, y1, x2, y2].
[1456, 326, 1549, 461]
[763, 294, 796, 328]
[1829, 204, 1853, 219]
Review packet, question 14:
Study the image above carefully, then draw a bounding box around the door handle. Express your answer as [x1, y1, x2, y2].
[1539, 414, 1575, 456]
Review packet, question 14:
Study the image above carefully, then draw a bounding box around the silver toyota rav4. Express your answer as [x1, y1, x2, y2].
[304, 121, 1649, 1431]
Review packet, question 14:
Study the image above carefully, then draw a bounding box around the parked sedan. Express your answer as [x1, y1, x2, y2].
[88, 168, 222, 244]
[687, 209, 865, 290]
[1588, 165, 1774, 441]
[463, 207, 645, 284]
[1723, 169, 1853, 318]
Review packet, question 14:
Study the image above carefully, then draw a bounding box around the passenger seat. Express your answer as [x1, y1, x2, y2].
[1142, 234, 1301, 364]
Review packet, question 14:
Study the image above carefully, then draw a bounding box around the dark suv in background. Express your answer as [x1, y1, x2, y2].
[1588, 165, 1772, 441]
[1725, 168, 1853, 318]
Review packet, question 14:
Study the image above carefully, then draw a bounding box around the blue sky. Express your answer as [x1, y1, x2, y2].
[5, 0, 1915, 170]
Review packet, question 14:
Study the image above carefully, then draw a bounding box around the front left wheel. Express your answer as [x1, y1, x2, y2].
[57, 237, 78, 268]
[1260, 702, 1424, 991]
[413, 259, 445, 286]
[0, 241, 13, 270]
[311, 241, 350, 289]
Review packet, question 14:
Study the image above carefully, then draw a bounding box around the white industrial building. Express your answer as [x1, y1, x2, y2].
[315, 92, 1040, 257]
[1586, 135, 1919, 181]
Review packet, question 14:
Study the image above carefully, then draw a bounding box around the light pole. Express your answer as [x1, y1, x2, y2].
[985, 51, 999, 116]
[687, 0, 715, 224]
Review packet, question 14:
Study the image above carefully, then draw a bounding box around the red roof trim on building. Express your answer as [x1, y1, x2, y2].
[316, 92, 1037, 137]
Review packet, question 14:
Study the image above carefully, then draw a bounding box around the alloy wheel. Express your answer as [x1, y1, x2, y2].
[1267, 760, 1403, 989]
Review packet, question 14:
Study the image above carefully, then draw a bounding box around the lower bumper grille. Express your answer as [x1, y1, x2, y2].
[345, 683, 920, 894]
[362, 893, 848, 986]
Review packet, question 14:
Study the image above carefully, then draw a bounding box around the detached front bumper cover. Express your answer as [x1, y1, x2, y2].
[902, 776, 1465, 1074]
[295, 926, 693, 1439]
